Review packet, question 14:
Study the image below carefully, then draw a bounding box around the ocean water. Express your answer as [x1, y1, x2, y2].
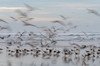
[0, 33, 100, 66]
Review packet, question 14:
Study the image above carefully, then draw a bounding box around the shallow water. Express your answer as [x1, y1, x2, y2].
[0, 42, 100, 66]
[0, 33, 100, 66]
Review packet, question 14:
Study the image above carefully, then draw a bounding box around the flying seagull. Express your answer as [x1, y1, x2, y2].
[87, 8, 100, 16]
[52, 20, 66, 26]
[22, 21, 39, 28]
[10, 16, 18, 21]
[15, 9, 28, 18]
[25, 17, 34, 21]
[0, 19, 8, 24]
[24, 3, 37, 11]
[60, 15, 70, 20]
[0, 26, 11, 31]
[83, 32, 89, 38]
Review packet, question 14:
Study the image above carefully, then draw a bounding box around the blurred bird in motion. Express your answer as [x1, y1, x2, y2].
[25, 17, 34, 21]
[60, 15, 70, 20]
[87, 8, 100, 16]
[10, 16, 18, 21]
[67, 22, 77, 29]
[0, 26, 11, 31]
[24, 3, 38, 12]
[52, 20, 66, 26]
[15, 9, 28, 18]
[83, 32, 89, 38]
[22, 20, 39, 28]
[0, 19, 8, 24]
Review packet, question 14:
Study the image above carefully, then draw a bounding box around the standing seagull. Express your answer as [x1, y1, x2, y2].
[87, 8, 100, 16]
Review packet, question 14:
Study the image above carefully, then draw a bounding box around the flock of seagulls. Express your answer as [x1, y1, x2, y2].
[0, 5, 100, 31]
[0, 43, 100, 66]
[0, 3, 100, 66]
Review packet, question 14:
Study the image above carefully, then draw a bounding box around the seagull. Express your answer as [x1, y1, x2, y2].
[70, 25, 77, 29]
[0, 26, 10, 31]
[71, 43, 80, 48]
[30, 32, 38, 37]
[60, 15, 70, 20]
[7, 34, 11, 38]
[15, 10, 28, 18]
[24, 3, 37, 11]
[17, 37, 23, 41]
[42, 27, 56, 37]
[51, 26, 57, 32]
[10, 16, 18, 21]
[67, 22, 77, 29]
[40, 33, 51, 41]
[0, 19, 8, 23]
[83, 32, 89, 38]
[52, 20, 66, 26]
[19, 31, 26, 37]
[22, 21, 39, 28]
[25, 43, 36, 47]
[77, 35, 84, 41]
[25, 17, 34, 21]
[87, 8, 100, 16]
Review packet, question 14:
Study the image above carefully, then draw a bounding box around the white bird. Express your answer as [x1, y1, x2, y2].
[10, 16, 18, 21]
[60, 15, 70, 20]
[15, 10, 28, 18]
[87, 8, 100, 16]
[25, 17, 34, 21]
[24, 3, 37, 11]
[0, 19, 8, 23]
[30, 32, 38, 37]
[77, 35, 84, 41]
[68, 22, 77, 29]
[52, 20, 66, 26]
[83, 32, 89, 38]
[0, 26, 11, 31]
[40, 33, 51, 41]
[22, 21, 39, 28]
